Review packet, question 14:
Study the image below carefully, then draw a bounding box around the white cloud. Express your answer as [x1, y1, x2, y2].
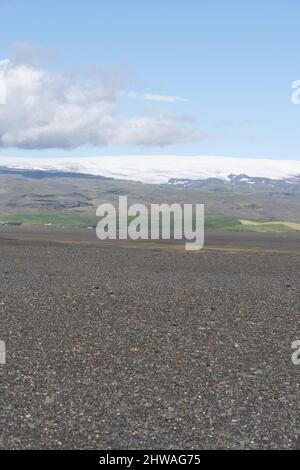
[0, 58, 200, 149]
[11, 42, 62, 64]
[127, 91, 188, 103]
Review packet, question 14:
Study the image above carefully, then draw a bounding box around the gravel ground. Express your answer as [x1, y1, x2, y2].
[0, 234, 299, 449]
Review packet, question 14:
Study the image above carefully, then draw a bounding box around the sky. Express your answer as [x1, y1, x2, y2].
[0, 0, 300, 160]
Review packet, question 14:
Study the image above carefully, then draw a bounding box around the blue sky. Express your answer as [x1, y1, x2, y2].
[0, 0, 300, 160]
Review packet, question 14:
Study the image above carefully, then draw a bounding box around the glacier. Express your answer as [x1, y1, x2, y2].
[0, 155, 300, 184]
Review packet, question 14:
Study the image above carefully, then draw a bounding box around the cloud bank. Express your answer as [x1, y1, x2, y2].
[0, 56, 200, 149]
[127, 91, 188, 103]
[11, 42, 62, 65]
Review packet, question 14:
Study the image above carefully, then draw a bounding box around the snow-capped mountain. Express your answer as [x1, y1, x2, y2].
[0, 155, 300, 185]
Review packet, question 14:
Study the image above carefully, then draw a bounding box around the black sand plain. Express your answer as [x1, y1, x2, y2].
[0, 226, 299, 449]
